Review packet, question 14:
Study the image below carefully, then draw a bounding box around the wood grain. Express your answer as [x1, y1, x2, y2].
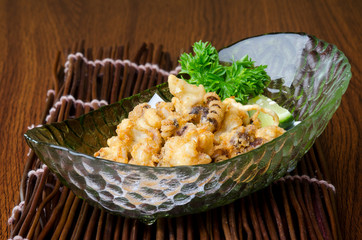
[0, 0, 360, 239]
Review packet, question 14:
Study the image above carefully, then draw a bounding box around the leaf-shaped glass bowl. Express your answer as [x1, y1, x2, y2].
[24, 33, 351, 224]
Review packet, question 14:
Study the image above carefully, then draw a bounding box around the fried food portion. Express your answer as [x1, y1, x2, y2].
[256, 125, 286, 142]
[168, 74, 206, 116]
[95, 103, 163, 166]
[199, 92, 225, 132]
[159, 123, 214, 167]
[95, 75, 286, 166]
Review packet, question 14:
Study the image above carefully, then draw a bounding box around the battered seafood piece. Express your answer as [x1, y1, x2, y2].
[95, 103, 163, 166]
[158, 123, 214, 167]
[199, 92, 225, 132]
[168, 75, 206, 116]
[95, 75, 286, 166]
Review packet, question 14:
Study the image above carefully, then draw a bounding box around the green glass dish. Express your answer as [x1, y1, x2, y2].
[24, 33, 351, 224]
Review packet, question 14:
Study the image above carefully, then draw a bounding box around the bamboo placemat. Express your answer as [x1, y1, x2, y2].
[8, 43, 341, 240]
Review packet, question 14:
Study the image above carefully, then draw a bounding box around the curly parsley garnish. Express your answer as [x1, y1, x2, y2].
[179, 41, 270, 104]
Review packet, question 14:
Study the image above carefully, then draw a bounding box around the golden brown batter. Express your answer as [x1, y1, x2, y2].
[95, 75, 285, 166]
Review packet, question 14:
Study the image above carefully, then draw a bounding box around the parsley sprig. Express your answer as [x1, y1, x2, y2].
[179, 41, 270, 104]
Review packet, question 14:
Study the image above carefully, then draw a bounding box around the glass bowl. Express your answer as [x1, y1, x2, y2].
[24, 33, 351, 224]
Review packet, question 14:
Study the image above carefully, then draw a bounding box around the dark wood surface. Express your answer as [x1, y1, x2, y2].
[0, 0, 360, 238]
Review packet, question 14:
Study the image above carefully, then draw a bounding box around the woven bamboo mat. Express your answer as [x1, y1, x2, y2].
[8, 43, 341, 240]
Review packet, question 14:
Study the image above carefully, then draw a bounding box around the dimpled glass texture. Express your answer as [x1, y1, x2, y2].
[25, 33, 351, 224]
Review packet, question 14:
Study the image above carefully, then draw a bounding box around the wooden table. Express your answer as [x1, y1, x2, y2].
[0, 0, 360, 238]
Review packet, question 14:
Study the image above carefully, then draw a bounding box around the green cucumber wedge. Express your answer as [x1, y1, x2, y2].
[247, 95, 294, 129]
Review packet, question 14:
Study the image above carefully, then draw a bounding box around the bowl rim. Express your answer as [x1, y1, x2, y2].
[24, 32, 352, 171]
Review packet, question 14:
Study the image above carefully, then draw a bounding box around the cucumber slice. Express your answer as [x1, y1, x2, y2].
[247, 95, 294, 129]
